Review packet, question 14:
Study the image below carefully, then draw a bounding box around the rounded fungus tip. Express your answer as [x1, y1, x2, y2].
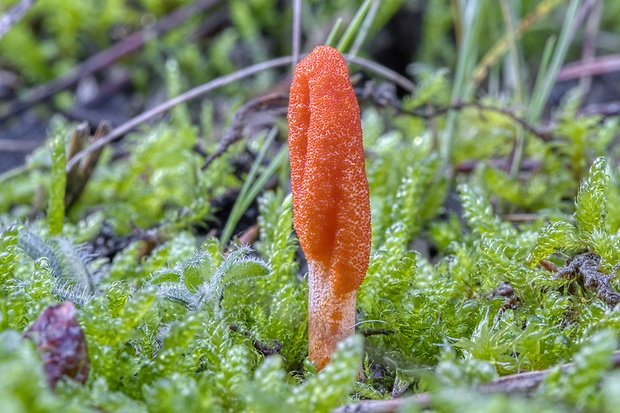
[288, 45, 371, 370]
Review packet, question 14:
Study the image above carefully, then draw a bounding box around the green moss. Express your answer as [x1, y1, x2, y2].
[3, 1, 620, 411]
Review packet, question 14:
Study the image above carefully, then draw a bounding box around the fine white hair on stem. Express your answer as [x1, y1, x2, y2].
[66, 54, 414, 172]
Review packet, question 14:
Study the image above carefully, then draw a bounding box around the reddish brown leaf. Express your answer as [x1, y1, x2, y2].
[24, 301, 89, 388]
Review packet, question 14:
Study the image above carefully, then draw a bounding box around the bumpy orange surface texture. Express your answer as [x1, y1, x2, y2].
[288, 45, 371, 370]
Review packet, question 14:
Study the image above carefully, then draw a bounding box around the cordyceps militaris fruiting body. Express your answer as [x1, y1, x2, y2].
[287, 45, 371, 371]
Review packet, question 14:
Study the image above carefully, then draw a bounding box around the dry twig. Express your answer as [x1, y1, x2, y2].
[201, 93, 288, 170]
[65, 122, 109, 210]
[335, 350, 620, 413]
[65, 54, 414, 173]
[0, 0, 37, 40]
[0, 0, 223, 123]
[555, 252, 620, 307]
[400, 100, 556, 142]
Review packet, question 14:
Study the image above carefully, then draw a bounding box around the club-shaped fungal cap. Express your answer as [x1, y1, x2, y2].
[288, 45, 371, 370]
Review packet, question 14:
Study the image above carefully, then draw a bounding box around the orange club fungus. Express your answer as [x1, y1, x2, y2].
[287, 45, 372, 371]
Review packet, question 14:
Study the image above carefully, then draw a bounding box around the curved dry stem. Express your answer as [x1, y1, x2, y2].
[66, 54, 414, 172]
[66, 56, 293, 172]
[344, 54, 415, 92]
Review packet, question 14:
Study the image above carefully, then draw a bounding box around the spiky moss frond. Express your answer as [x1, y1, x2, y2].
[239, 336, 364, 412]
[4, 257, 57, 330]
[78, 285, 158, 395]
[245, 355, 290, 411]
[527, 221, 579, 267]
[0, 330, 62, 412]
[47, 117, 67, 236]
[572, 157, 620, 267]
[459, 184, 515, 239]
[215, 344, 252, 410]
[198, 319, 235, 372]
[141, 372, 214, 413]
[256, 192, 298, 288]
[359, 239, 418, 362]
[149, 245, 270, 313]
[540, 329, 617, 410]
[554, 106, 616, 187]
[458, 184, 542, 294]
[527, 158, 620, 269]
[575, 157, 609, 245]
[453, 305, 568, 375]
[292, 334, 364, 411]
[435, 343, 497, 387]
[0, 223, 19, 288]
[477, 236, 531, 291]
[371, 155, 446, 250]
[140, 313, 207, 380]
[17, 229, 100, 304]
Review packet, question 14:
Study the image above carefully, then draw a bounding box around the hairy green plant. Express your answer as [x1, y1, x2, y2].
[17, 229, 98, 302]
[148, 245, 270, 312]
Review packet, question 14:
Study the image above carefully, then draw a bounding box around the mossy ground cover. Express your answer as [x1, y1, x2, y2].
[2, 1, 620, 412]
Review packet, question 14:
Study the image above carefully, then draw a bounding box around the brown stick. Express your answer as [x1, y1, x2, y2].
[201, 92, 289, 170]
[62, 50, 413, 173]
[0, 138, 40, 152]
[335, 350, 620, 413]
[400, 101, 556, 142]
[0, 0, 222, 123]
[558, 54, 620, 81]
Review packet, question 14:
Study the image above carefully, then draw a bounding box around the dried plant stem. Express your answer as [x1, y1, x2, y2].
[66, 56, 293, 172]
[66, 54, 414, 172]
[335, 350, 620, 413]
[291, 0, 301, 68]
[400, 100, 555, 142]
[0, 0, 37, 40]
[0, 0, 222, 123]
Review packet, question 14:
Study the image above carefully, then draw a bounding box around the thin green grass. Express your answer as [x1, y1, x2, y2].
[528, 0, 581, 123]
[442, 0, 485, 170]
[220, 128, 288, 248]
[336, 0, 373, 53]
